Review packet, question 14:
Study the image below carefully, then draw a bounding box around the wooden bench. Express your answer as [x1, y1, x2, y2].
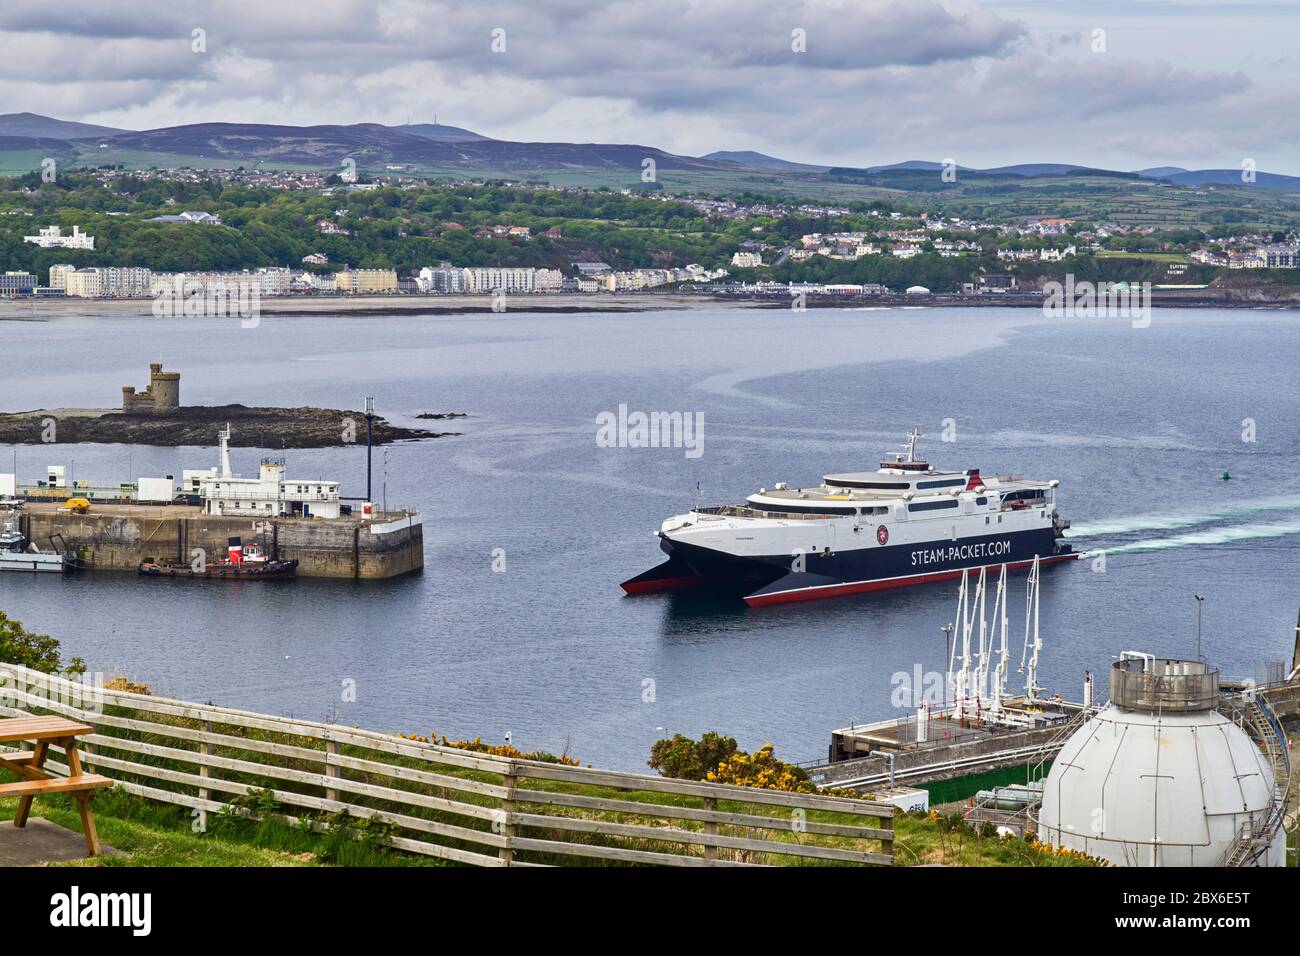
[0, 715, 113, 856]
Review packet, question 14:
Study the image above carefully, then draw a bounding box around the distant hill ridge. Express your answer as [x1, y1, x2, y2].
[1, 113, 1297, 189]
[395, 123, 489, 142]
[0, 112, 128, 140]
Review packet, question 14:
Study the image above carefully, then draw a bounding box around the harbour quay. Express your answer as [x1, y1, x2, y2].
[809, 696, 1089, 797]
[14, 500, 423, 579]
[2, 413, 424, 579]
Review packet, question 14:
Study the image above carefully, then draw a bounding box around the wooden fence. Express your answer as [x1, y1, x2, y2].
[0, 663, 893, 867]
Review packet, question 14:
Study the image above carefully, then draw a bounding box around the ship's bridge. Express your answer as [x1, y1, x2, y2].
[821, 469, 971, 493]
[723, 468, 1058, 520]
[691, 431, 1059, 521]
[742, 472, 970, 517]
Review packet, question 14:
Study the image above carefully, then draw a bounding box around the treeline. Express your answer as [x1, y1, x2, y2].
[0, 176, 747, 276]
[769, 252, 999, 292]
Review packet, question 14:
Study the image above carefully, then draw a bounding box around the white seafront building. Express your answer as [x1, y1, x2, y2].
[415, 261, 721, 295]
[24, 224, 95, 250]
[60, 266, 154, 298]
[463, 266, 535, 294]
[416, 263, 467, 293]
[422, 265, 565, 294]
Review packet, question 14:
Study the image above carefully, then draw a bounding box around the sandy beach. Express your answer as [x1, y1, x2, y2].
[0, 292, 729, 318]
[2, 287, 1297, 320]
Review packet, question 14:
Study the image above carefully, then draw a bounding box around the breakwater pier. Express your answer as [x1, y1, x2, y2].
[15, 501, 423, 579]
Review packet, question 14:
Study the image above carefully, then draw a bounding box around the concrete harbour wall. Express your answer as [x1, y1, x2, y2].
[19, 507, 423, 579]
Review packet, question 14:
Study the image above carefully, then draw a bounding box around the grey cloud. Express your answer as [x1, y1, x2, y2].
[0, 0, 1294, 173]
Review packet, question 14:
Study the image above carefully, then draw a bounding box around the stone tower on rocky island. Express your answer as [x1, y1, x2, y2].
[122, 363, 181, 413]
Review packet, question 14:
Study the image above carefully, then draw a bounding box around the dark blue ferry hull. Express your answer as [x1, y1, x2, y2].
[622, 526, 1074, 606]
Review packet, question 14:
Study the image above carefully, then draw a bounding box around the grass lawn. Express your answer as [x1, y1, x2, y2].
[891, 811, 1094, 867]
[0, 786, 446, 867]
[1, 780, 1100, 867]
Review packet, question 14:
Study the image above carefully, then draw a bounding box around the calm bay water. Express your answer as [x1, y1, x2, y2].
[2, 304, 1299, 770]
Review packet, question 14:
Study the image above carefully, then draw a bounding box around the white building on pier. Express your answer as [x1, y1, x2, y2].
[198, 425, 341, 519]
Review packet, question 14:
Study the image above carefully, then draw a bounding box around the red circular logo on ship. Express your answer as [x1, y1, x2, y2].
[876, 525, 889, 545]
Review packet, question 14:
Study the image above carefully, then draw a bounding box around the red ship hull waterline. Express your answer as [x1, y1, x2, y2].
[622, 552, 1079, 607]
[138, 560, 299, 580]
[138, 536, 298, 580]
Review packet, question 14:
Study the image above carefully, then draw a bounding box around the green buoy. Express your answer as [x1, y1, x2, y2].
[1221, 471, 1231, 481]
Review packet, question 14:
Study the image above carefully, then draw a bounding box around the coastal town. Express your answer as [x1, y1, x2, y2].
[2, 166, 1298, 304]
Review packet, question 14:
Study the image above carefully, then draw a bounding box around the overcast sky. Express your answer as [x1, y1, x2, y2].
[3, 0, 1298, 173]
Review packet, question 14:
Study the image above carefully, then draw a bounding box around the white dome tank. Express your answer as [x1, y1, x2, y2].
[1038, 653, 1286, 867]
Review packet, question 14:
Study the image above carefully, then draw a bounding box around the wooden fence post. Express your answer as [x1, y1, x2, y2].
[703, 797, 718, 862]
[197, 718, 213, 832]
[499, 761, 519, 865]
[197, 719, 213, 801]
[325, 739, 340, 802]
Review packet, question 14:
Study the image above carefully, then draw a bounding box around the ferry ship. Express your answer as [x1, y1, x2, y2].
[621, 429, 1075, 607]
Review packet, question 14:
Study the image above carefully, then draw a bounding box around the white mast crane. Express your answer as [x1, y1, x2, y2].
[950, 569, 975, 721]
[989, 563, 1010, 710]
[1018, 554, 1043, 701]
[971, 566, 990, 703]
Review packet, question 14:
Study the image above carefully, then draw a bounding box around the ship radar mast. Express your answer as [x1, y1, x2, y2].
[882, 427, 930, 472]
[904, 426, 921, 463]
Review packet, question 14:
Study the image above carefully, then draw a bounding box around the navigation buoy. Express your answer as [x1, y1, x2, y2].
[1221, 471, 1231, 481]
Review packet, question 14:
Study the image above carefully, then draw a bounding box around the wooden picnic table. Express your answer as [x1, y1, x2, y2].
[0, 715, 113, 856]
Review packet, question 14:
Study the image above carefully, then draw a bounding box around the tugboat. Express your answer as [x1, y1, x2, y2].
[0, 502, 69, 573]
[621, 428, 1075, 607]
[139, 537, 298, 580]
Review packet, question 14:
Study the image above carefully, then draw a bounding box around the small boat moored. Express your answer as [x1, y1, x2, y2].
[139, 537, 298, 580]
[1, 502, 70, 573]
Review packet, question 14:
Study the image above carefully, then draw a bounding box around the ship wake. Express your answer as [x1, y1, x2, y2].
[1071, 494, 1300, 539]
[1082, 517, 1300, 557]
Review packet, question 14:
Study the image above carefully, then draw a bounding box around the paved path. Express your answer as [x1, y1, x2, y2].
[0, 817, 121, 866]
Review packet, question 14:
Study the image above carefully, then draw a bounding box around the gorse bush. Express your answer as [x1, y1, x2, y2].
[647, 731, 740, 781]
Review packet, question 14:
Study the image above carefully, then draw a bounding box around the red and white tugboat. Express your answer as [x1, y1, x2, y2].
[139, 537, 298, 580]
